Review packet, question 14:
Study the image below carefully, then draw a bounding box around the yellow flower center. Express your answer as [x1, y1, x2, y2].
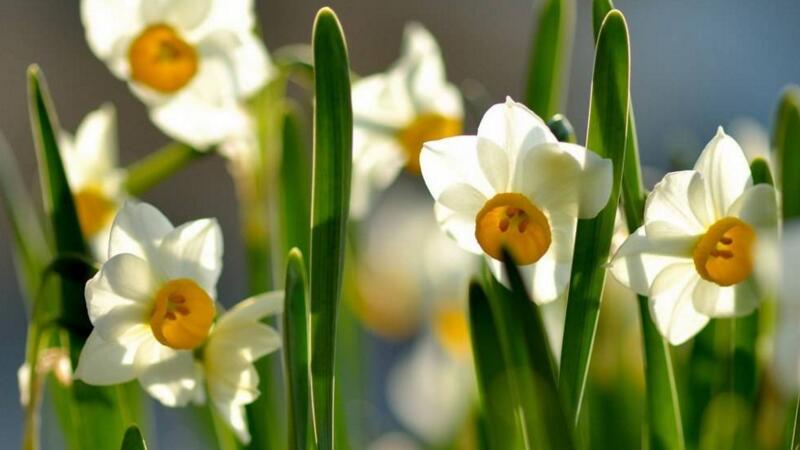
[475, 193, 552, 265]
[434, 306, 471, 358]
[73, 187, 116, 238]
[396, 113, 462, 174]
[150, 279, 215, 349]
[128, 24, 198, 93]
[692, 217, 756, 286]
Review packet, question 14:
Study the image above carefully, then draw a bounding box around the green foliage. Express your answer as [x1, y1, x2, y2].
[525, 0, 575, 119]
[120, 426, 147, 450]
[308, 8, 353, 450]
[558, 10, 630, 428]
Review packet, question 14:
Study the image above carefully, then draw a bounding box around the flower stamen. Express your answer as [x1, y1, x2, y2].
[150, 279, 215, 349]
[73, 187, 116, 238]
[129, 24, 198, 93]
[396, 113, 462, 174]
[475, 193, 552, 265]
[692, 217, 755, 286]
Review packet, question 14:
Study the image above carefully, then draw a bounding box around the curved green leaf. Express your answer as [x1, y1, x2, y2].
[558, 10, 630, 427]
[775, 85, 800, 219]
[525, 0, 575, 118]
[308, 8, 352, 450]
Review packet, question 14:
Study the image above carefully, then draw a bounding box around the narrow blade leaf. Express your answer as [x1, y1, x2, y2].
[558, 10, 630, 427]
[120, 426, 147, 450]
[308, 8, 353, 450]
[524, 0, 575, 119]
[774, 85, 800, 219]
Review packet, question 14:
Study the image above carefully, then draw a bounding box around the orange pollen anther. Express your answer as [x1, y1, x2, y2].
[475, 193, 552, 265]
[73, 187, 116, 238]
[128, 24, 198, 93]
[396, 113, 462, 174]
[692, 217, 756, 286]
[150, 278, 215, 350]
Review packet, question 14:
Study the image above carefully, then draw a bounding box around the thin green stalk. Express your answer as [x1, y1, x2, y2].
[124, 142, 208, 196]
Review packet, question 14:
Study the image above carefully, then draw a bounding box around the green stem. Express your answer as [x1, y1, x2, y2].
[124, 142, 208, 196]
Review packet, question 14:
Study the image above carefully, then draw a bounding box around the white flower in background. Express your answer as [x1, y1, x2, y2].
[773, 222, 800, 393]
[59, 104, 125, 259]
[610, 128, 778, 345]
[351, 23, 463, 218]
[420, 97, 613, 303]
[75, 201, 221, 406]
[729, 118, 771, 164]
[81, 0, 273, 148]
[198, 291, 283, 443]
[356, 185, 477, 338]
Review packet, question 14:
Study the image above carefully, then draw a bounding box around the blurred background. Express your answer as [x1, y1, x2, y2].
[2, 0, 800, 448]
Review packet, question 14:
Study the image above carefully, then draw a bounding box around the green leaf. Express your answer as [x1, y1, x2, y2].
[280, 106, 311, 257]
[524, 0, 575, 118]
[308, 8, 353, 450]
[774, 85, 800, 219]
[750, 158, 773, 186]
[592, 3, 686, 448]
[0, 133, 51, 306]
[546, 114, 577, 144]
[558, 10, 630, 428]
[124, 142, 207, 197]
[284, 249, 314, 450]
[27, 65, 140, 450]
[468, 280, 524, 450]
[120, 425, 147, 450]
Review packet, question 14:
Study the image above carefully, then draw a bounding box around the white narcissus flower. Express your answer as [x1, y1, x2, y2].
[610, 128, 778, 345]
[75, 201, 222, 407]
[59, 104, 125, 259]
[200, 291, 283, 443]
[81, 0, 273, 148]
[420, 97, 613, 304]
[351, 23, 463, 218]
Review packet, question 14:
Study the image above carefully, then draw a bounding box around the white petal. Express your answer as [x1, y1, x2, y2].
[693, 127, 753, 218]
[514, 142, 613, 218]
[476, 138, 509, 193]
[74, 331, 142, 385]
[211, 394, 251, 444]
[692, 278, 760, 318]
[149, 59, 250, 148]
[476, 98, 557, 171]
[433, 203, 482, 255]
[649, 263, 709, 345]
[215, 291, 284, 331]
[108, 201, 174, 261]
[141, 0, 212, 31]
[437, 184, 487, 217]
[85, 253, 158, 325]
[157, 218, 223, 295]
[727, 184, 778, 229]
[420, 136, 494, 202]
[350, 129, 406, 219]
[135, 340, 201, 407]
[194, 30, 272, 97]
[352, 73, 415, 130]
[644, 171, 709, 235]
[64, 104, 119, 187]
[609, 222, 697, 296]
[184, 0, 257, 40]
[80, 0, 142, 61]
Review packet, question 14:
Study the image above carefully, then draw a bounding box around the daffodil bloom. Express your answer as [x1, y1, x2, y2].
[59, 104, 124, 259]
[420, 97, 613, 303]
[75, 201, 222, 406]
[81, 0, 273, 148]
[610, 128, 778, 345]
[350, 23, 463, 217]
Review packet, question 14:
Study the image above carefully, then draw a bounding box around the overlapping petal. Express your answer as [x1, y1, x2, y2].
[693, 127, 753, 218]
[649, 263, 709, 345]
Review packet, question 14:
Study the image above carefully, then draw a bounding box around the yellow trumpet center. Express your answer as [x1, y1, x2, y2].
[129, 24, 198, 93]
[396, 113, 462, 174]
[475, 193, 552, 265]
[434, 306, 471, 358]
[150, 279, 215, 350]
[692, 217, 756, 286]
[73, 187, 116, 238]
